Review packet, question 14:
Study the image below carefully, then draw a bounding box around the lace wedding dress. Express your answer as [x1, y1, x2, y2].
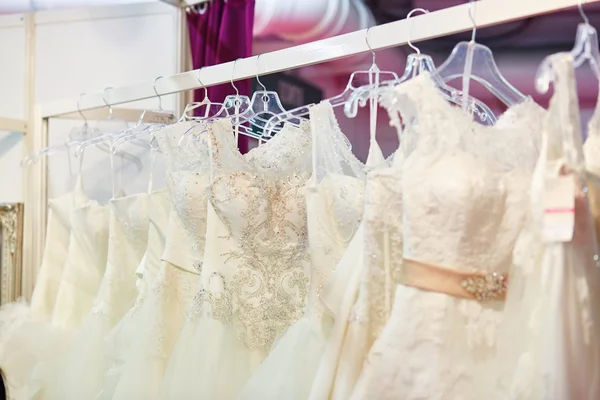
[497, 53, 600, 400]
[97, 187, 170, 400]
[237, 101, 372, 399]
[50, 189, 150, 400]
[348, 73, 544, 400]
[584, 85, 600, 247]
[160, 119, 312, 399]
[0, 191, 74, 400]
[108, 121, 209, 400]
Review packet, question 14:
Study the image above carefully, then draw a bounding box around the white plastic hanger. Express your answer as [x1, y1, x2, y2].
[346, 8, 496, 125]
[263, 26, 399, 137]
[537, 0, 600, 93]
[435, 0, 526, 110]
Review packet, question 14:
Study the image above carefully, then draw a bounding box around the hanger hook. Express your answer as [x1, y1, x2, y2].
[365, 26, 376, 65]
[579, 0, 591, 25]
[153, 76, 163, 111]
[103, 86, 114, 118]
[468, 0, 477, 42]
[77, 92, 88, 127]
[196, 66, 209, 101]
[255, 53, 267, 92]
[406, 8, 429, 54]
[230, 58, 241, 97]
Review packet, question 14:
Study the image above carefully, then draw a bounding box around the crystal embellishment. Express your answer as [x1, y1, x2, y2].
[461, 272, 507, 301]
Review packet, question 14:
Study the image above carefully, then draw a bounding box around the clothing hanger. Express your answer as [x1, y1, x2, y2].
[536, 0, 600, 93]
[263, 26, 400, 138]
[21, 93, 103, 167]
[112, 75, 176, 150]
[179, 66, 226, 122]
[434, 0, 526, 110]
[346, 8, 496, 125]
[75, 88, 143, 171]
[230, 52, 289, 139]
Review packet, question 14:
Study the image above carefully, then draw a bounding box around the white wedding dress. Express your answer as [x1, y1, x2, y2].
[27, 178, 110, 400]
[51, 188, 150, 400]
[97, 187, 169, 400]
[237, 101, 374, 399]
[497, 53, 600, 400]
[108, 121, 209, 400]
[160, 119, 312, 399]
[347, 73, 544, 400]
[0, 191, 74, 400]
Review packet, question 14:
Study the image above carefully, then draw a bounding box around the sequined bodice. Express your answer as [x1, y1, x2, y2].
[192, 120, 312, 350]
[384, 75, 544, 274]
[158, 121, 210, 274]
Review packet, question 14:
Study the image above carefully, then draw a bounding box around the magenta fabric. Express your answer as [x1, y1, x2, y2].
[187, 0, 255, 153]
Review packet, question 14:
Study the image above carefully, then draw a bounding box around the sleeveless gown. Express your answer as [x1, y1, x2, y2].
[50, 191, 150, 399]
[0, 191, 74, 400]
[236, 100, 383, 399]
[160, 119, 312, 399]
[347, 72, 545, 399]
[497, 53, 600, 400]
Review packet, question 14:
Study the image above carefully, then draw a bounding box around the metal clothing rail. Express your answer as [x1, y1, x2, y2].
[40, 0, 600, 119]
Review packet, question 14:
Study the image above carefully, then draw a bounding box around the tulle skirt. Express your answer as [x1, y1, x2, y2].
[106, 261, 198, 400]
[160, 317, 265, 400]
[236, 316, 330, 400]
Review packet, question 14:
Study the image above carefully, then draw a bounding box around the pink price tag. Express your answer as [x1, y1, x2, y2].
[542, 175, 575, 243]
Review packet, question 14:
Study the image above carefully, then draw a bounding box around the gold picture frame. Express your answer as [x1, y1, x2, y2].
[0, 203, 24, 305]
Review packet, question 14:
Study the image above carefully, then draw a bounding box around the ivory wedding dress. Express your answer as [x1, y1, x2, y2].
[160, 119, 312, 399]
[0, 191, 74, 400]
[28, 179, 110, 399]
[97, 188, 170, 400]
[237, 101, 373, 400]
[347, 73, 544, 400]
[51, 189, 150, 400]
[497, 53, 600, 400]
[109, 121, 209, 400]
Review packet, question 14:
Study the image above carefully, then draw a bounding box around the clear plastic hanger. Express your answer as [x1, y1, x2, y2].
[537, 0, 600, 93]
[179, 66, 226, 122]
[230, 53, 289, 139]
[263, 26, 400, 138]
[434, 0, 526, 110]
[112, 75, 176, 151]
[21, 93, 105, 167]
[346, 8, 496, 125]
[75, 88, 142, 171]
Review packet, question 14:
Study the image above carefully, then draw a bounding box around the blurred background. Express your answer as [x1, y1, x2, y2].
[0, 0, 598, 204]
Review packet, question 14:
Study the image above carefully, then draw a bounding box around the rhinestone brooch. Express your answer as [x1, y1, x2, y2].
[461, 272, 507, 301]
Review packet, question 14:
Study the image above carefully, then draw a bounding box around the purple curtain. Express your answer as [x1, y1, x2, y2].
[187, 0, 255, 154]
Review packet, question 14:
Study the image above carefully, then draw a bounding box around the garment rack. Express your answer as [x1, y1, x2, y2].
[0, 117, 27, 134]
[22, 0, 600, 299]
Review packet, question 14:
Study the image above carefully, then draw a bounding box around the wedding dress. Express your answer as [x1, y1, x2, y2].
[109, 121, 209, 400]
[497, 53, 600, 400]
[0, 190, 74, 400]
[584, 88, 600, 245]
[96, 187, 169, 400]
[51, 188, 150, 400]
[236, 101, 372, 400]
[347, 72, 544, 400]
[27, 178, 110, 399]
[160, 119, 312, 399]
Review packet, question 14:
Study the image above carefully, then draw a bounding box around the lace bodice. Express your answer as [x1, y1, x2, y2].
[190, 119, 312, 350]
[385, 74, 543, 275]
[304, 102, 368, 323]
[90, 193, 149, 325]
[52, 186, 110, 330]
[157, 121, 210, 274]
